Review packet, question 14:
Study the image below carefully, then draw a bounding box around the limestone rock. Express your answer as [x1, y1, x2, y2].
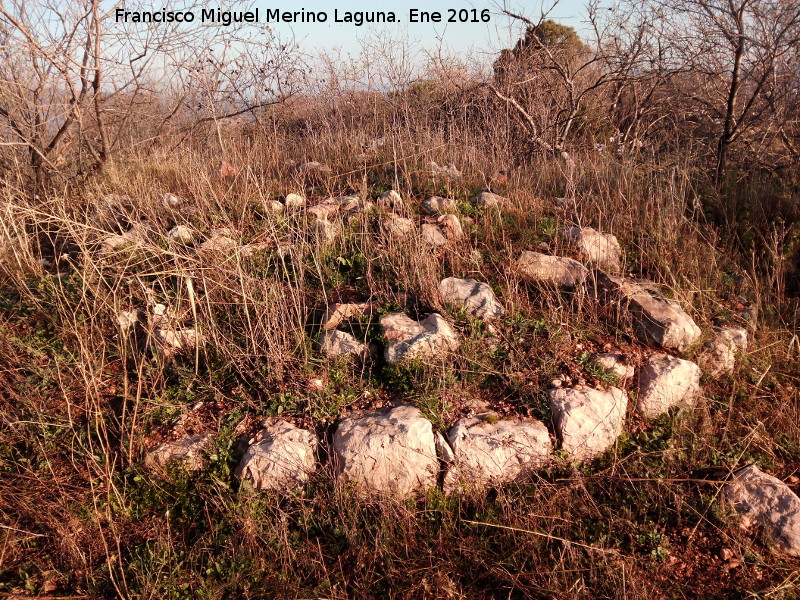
[421, 223, 448, 247]
[167, 225, 194, 244]
[235, 421, 317, 491]
[377, 189, 404, 212]
[430, 161, 462, 180]
[154, 328, 201, 354]
[422, 196, 458, 216]
[117, 309, 143, 334]
[267, 200, 285, 214]
[517, 251, 589, 287]
[381, 214, 415, 239]
[161, 193, 186, 210]
[319, 330, 367, 358]
[592, 353, 635, 380]
[725, 465, 800, 556]
[548, 386, 628, 461]
[635, 354, 701, 419]
[100, 223, 148, 253]
[439, 277, 504, 319]
[307, 202, 340, 221]
[321, 302, 372, 330]
[296, 161, 332, 175]
[698, 326, 748, 376]
[313, 218, 340, 244]
[381, 313, 459, 363]
[592, 271, 702, 351]
[145, 434, 210, 471]
[332, 405, 438, 497]
[564, 226, 622, 272]
[471, 191, 505, 208]
[200, 229, 237, 253]
[284, 193, 306, 209]
[438, 214, 464, 241]
[444, 417, 551, 489]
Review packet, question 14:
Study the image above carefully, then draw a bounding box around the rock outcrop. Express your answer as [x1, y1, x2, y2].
[548, 386, 628, 461]
[517, 251, 589, 287]
[381, 313, 459, 363]
[592, 271, 702, 351]
[725, 465, 800, 556]
[439, 277, 504, 319]
[635, 354, 702, 419]
[235, 421, 317, 491]
[332, 405, 438, 497]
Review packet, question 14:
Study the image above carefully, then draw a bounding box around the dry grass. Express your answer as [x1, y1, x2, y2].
[0, 87, 799, 599]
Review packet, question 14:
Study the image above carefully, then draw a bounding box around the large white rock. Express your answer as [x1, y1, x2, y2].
[698, 326, 748, 376]
[145, 434, 210, 471]
[439, 277, 504, 319]
[319, 330, 367, 358]
[422, 196, 457, 216]
[444, 417, 551, 489]
[333, 405, 438, 497]
[381, 313, 459, 363]
[548, 386, 628, 461]
[635, 354, 701, 419]
[725, 465, 800, 556]
[564, 226, 622, 272]
[438, 214, 464, 241]
[153, 328, 201, 354]
[284, 193, 306, 209]
[592, 272, 702, 351]
[517, 251, 589, 287]
[167, 225, 194, 244]
[235, 421, 317, 491]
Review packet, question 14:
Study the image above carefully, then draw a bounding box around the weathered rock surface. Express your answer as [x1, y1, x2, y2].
[517, 251, 589, 287]
[284, 193, 306, 209]
[421, 223, 448, 246]
[100, 223, 149, 253]
[564, 226, 622, 272]
[381, 214, 415, 239]
[117, 309, 143, 334]
[438, 214, 464, 241]
[321, 302, 372, 330]
[471, 191, 505, 208]
[145, 434, 210, 471]
[548, 386, 628, 461]
[592, 271, 702, 351]
[267, 200, 285, 214]
[635, 354, 701, 419]
[332, 405, 438, 497]
[439, 277, 504, 319]
[444, 417, 552, 489]
[296, 161, 332, 175]
[167, 225, 194, 244]
[698, 326, 748, 376]
[430, 161, 462, 180]
[313, 218, 340, 244]
[725, 465, 800, 556]
[381, 313, 459, 363]
[319, 330, 367, 358]
[592, 353, 635, 380]
[235, 421, 317, 491]
[422, 196, 457, 216]
[377, 189, 404, 212]
[200, 229, 237, 253]
[154, 328, 201, 354]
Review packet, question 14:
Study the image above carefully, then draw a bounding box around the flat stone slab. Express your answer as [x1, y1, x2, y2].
[444, 417, 552, 489]
[517, 251, 589, 287]
[321, 302, 372, 330]
[333, 405, 438, 497]
[635, 354, 701, 419]
[592, 271, 702, 351]
[564, 226, 622, 272]
[725, 465, 800, 556]
[381, 313, 459, 363]
[548, 386, 628, 461]
[439, 277, 504, 319]
[235, 421, 317, 491]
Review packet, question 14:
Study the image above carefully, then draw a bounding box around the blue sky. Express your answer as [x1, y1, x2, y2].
[250, 1, 589, 57]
